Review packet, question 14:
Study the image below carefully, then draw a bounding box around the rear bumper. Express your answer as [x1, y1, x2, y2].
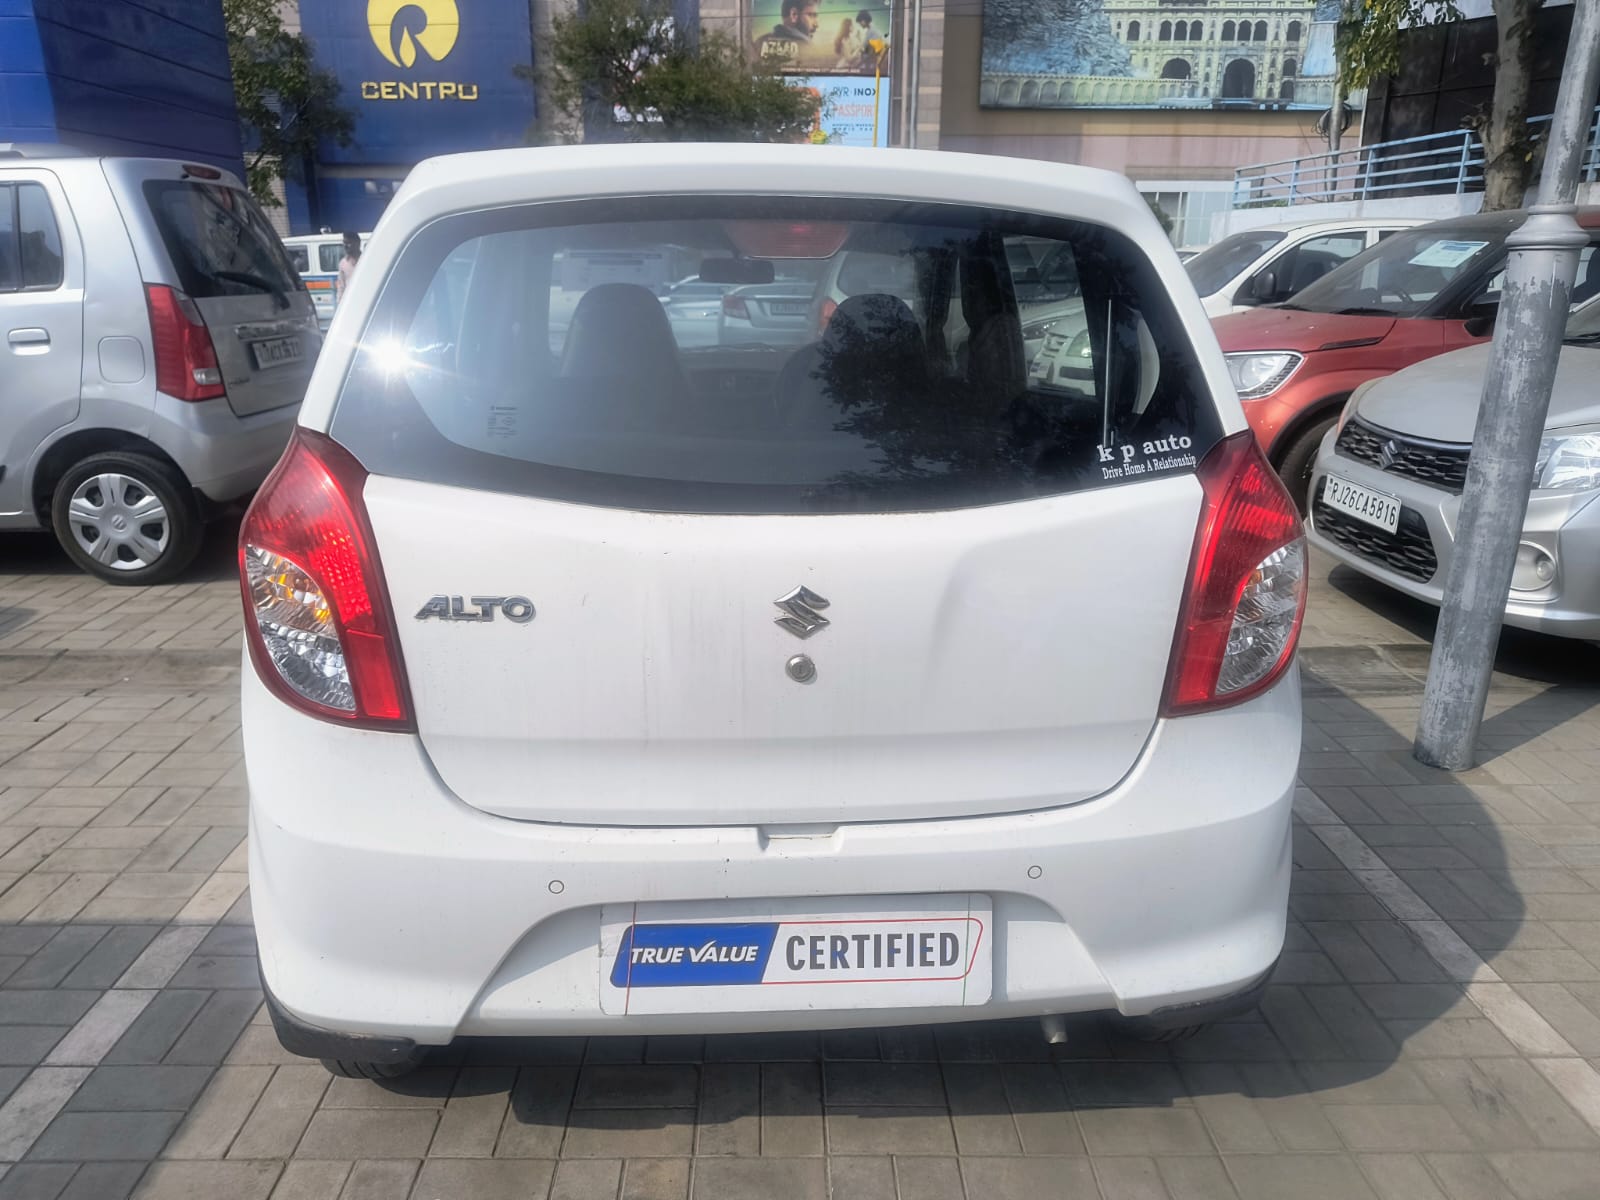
[246, 660, 1300, 1044]
[1308, 430, 1600, 640]
[149, 393, 299, 505]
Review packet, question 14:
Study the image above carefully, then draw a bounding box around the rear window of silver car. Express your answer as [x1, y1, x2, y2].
[330, 196, 1222, 514]
[142, 181, 301, 300]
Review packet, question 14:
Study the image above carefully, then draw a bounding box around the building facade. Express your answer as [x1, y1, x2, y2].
[0, 0, 242, 175]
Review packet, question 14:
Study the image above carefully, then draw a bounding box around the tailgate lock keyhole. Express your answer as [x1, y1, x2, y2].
[786, 654, 817, 684]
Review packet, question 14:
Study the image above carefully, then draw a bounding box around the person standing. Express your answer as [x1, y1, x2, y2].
[335, 232, 362, 302]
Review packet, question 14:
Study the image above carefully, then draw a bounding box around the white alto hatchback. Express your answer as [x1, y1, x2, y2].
[240, 144, 1307, 1078]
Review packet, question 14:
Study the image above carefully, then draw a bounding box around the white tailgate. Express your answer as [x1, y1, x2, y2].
[364, 473, 1200, 826]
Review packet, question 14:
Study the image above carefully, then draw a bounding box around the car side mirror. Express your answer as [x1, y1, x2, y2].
[1250, 271, 1279, 303]
[1464, 300, 1498, 338]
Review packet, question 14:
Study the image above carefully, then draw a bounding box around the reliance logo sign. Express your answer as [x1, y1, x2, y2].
[362, 0, 479, 102]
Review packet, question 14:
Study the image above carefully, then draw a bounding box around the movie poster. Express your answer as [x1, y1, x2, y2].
[752, 0, 892, 75]
[790, 75, 891, 145]
[980, 0, 1339, 111]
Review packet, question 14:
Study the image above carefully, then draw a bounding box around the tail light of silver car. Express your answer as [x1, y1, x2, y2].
[145, 284, 225, 402]
[238, 429, 414, 731]
[1163, 432, 1308, 715]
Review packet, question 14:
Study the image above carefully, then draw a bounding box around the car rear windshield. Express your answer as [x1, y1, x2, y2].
[330, 196, 1222, 515]
[142, 180, 300, 300]
[1184, 230, 1285, 296]
[1285, 216, 1521, 317]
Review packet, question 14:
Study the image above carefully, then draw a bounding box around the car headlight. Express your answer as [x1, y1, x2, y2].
[1065, 329, 1094, 360]
[1534, 428, 1600, 491]
[1225, 352, 1303, 400]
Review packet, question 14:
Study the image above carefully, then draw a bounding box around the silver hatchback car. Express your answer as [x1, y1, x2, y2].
[0, 147, 320, 583]
[1309, 295, 1600, 640]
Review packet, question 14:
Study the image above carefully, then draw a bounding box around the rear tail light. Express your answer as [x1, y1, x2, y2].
[1163, 432, 1307, 716]
[818, 297, 838, 335]
[238, 428, 413, 730]
[145, 285, 225, 401]
[722, 294, 751, 320]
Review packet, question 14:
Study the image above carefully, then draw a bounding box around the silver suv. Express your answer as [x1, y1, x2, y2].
[0, 147, 320, 583]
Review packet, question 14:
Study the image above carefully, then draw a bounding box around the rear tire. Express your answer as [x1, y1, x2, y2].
[1275, 417, 1335, 515]
[49, 451, 202, 585]
[321, 1053, 424, 1080]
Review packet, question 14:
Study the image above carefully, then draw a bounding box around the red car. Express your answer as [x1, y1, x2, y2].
[1214, 209, 1600, 506]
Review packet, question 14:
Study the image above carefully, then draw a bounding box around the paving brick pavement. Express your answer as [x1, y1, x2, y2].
[4, 527, 1600, 1198]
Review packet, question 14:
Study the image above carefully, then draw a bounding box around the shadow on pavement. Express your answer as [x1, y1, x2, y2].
[1327, 563, 1600, 692]
[345, 643, 1581, 1143]
[0, 516, 242, 586]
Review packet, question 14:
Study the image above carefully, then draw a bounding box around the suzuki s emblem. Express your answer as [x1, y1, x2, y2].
[1378, 439, 1401, 470]
[774, 586, 830, 639]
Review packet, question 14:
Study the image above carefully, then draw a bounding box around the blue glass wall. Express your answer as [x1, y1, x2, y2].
[0, 0, 242, 176]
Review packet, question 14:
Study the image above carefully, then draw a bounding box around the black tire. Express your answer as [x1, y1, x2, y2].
[49, 451, 202, 586]
[1274, 416, 1336, 515]
[321, 1052, 424, 1080]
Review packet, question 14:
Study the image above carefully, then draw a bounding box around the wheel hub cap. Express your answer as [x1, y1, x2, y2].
[67, 472, 170, 571]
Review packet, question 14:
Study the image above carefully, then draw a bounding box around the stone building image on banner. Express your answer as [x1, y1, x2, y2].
[980, 0, 1337, 110]
[1105, 0, 1319, 105]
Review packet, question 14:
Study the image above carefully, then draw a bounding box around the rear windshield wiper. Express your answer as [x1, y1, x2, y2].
[1332, 306, 1397, 316]
[1562, 331, 1600, 345]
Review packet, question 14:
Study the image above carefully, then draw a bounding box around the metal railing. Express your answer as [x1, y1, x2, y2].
[1232, 106, 1600, 208]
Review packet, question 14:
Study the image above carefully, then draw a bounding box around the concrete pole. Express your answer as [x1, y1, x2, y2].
[907, 0, 923, 148]
[1414, 0, 1600, 770]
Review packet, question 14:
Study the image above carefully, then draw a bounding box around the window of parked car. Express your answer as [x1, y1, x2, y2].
[142, 180, 300, 301]
[1567, 292, 1600, 343]
[1284, 218, 1522, 317]
[1184, 229, 1285, 296]
[1467, 245, 1600, 314]
[319, 243, 343, 273]
[334, 196, 1221, 515]
[1257, 232, 1367, 301]
[285, 245, 311, 273]
[0, 182, 64, 292]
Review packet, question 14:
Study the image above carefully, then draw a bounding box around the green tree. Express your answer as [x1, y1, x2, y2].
[526, 0, 824, 144]
[1336, 0, 1545, 212]
[224, 0, 355, 207]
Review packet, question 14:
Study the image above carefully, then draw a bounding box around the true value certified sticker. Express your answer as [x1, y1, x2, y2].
[599, 894, 993, 1015]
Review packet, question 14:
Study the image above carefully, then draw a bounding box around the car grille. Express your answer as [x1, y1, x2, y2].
[1312, 484, 1439, 583]
[1334, 418, 1472, 492]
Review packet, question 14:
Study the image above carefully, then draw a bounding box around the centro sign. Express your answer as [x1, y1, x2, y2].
[362, 0, 480, 102]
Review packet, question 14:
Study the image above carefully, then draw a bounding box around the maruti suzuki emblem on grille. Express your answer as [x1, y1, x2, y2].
[1378, 439, 1401, 470]
[774, 586, 830, 639]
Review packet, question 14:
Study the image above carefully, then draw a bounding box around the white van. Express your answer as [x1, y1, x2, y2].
[282, 232, 369, 330]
